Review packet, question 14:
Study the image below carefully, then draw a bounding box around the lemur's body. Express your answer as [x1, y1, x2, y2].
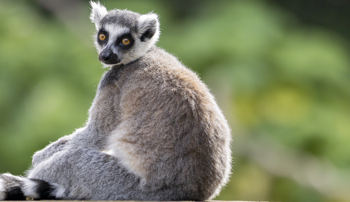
[0, 2, 232, 200]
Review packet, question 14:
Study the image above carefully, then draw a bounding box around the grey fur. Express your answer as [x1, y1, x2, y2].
[0, 2, 232, 201]
[101, 10, 140, 31]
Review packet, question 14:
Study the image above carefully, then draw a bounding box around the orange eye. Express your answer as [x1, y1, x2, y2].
[122, 38, 130, 45]
[99, 34, 106, 41]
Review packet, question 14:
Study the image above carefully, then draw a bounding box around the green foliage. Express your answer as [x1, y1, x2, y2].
[0, 1, 104, 174]
[1, 0, 350, 201]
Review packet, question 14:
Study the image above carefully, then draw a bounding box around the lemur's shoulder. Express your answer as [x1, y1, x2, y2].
[128, 46, 209, 96]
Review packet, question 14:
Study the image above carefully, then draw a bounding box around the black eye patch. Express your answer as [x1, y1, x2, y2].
[97, 28, 109, 45]
[116, 33, 134, 50]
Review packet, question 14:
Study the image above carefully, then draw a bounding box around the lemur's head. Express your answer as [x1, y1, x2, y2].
[90, 1, 160, 66]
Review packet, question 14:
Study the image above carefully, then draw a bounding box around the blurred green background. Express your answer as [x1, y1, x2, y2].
[1, 0, 350, 201]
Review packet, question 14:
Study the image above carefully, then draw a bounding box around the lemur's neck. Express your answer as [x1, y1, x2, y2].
[116, 45, 158, 68]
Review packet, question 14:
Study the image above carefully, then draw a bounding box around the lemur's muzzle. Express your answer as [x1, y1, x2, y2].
[99, 48, 120, 65]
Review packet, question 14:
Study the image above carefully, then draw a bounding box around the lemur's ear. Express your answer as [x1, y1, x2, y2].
[138, 13, 160, 43]
[90, 1, 108, 30]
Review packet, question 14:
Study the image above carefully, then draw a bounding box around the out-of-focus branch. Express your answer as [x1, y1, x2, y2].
[236, 134, 350, 201]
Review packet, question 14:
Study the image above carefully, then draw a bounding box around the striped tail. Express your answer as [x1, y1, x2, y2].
[0, 173, 66, 200]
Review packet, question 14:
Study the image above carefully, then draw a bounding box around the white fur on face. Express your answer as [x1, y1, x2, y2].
[0, 178, 6, 200]
[22, 178, 39, 199]
[122, 35, 153, 65]
[94, 24, 130, 53]
[119, 13, 160, 65]
[105, 24, 130, 52]
[93, 11, 161, 66]
[90, 1, 108, 30]
[98, 24, 130, 67]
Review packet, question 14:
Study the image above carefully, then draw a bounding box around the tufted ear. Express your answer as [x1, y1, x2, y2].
[90, 1, 108, 30]
[138, 13, 160, 44]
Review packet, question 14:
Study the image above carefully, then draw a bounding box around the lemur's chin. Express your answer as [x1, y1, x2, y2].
[102, 61, 124, 68]
[115, 61, 123, 66]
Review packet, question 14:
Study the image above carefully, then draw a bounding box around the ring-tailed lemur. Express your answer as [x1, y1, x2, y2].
[0, 2, 232, 200]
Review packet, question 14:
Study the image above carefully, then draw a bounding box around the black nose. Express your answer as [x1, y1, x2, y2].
[99, 48, 120, 64]
[100, 51, 111, 61]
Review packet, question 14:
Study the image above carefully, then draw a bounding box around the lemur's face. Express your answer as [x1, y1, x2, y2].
[90, 2, 160, 66]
